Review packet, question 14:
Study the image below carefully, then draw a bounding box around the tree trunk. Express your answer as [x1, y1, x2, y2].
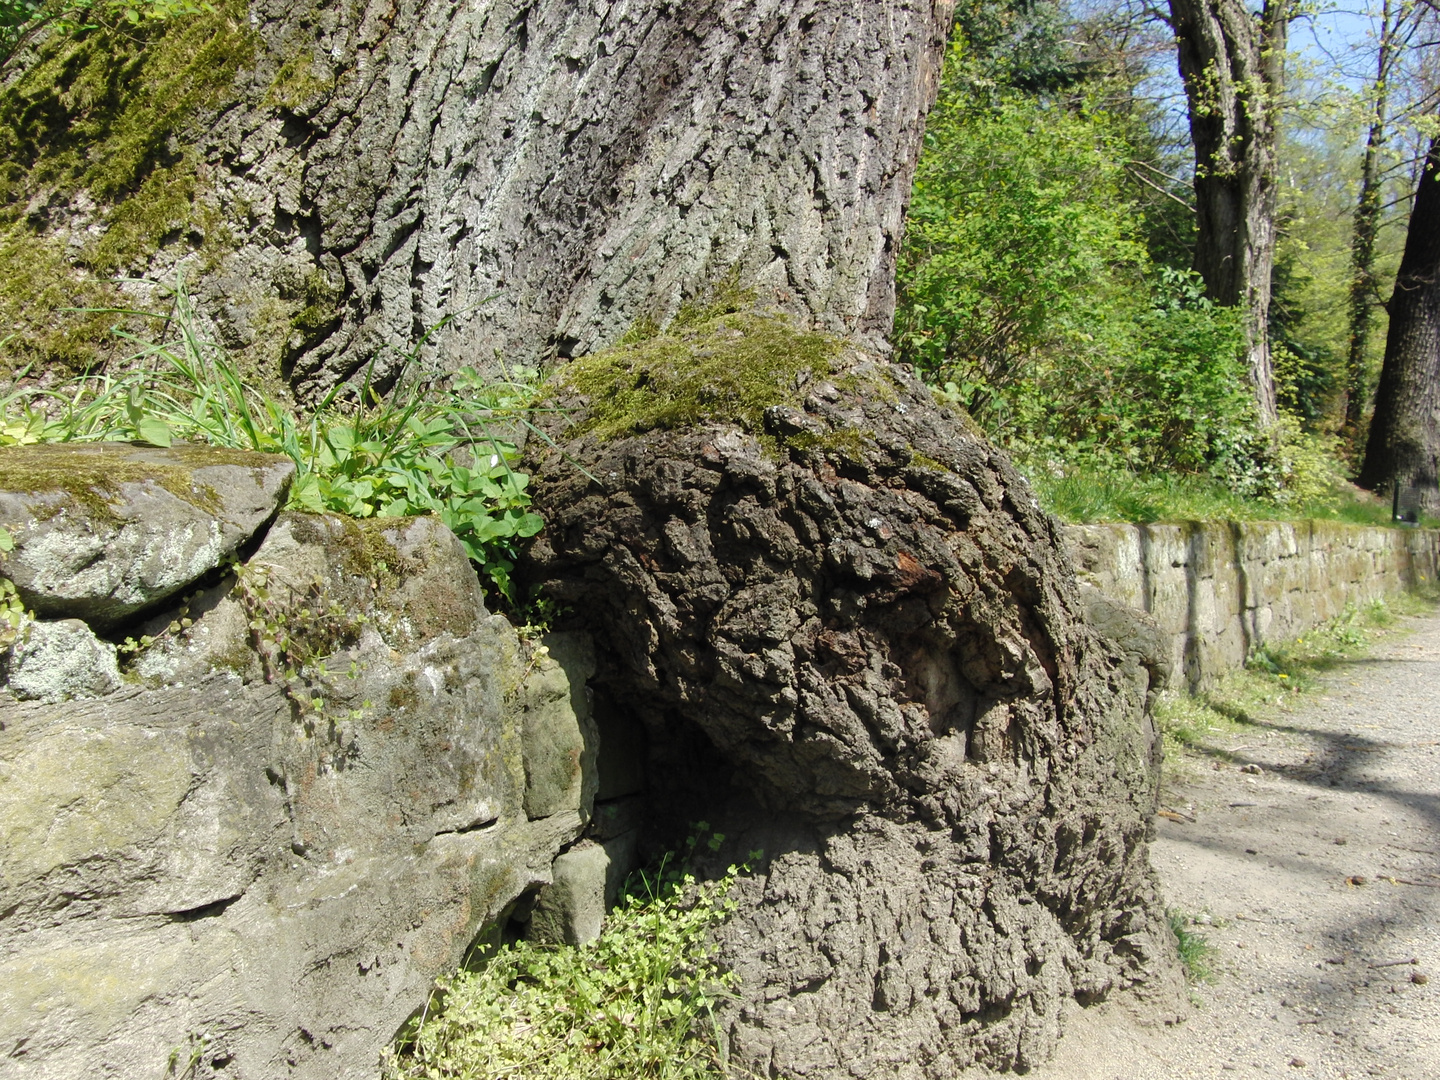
[1344, 0, 1400, 442]
[1168, 0, 1287, 424]
[1358, 136, 1440, 508]
[523, 330, 1183, 1077]
[11, 0, 955, 396]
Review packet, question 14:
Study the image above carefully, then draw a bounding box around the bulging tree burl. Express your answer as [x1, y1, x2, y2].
[521, 313, 1184, 1077]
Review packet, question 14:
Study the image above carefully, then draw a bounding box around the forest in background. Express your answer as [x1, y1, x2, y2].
[895, 0, 1440, 521]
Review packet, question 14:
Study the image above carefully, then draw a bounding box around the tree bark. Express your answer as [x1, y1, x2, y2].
[1344, 0, 1400, 442]
[25, 0, 953, 396]
[523, 336, 1183, 1077]
[1168, 0, 1287, 424]
[1358, 136, 1440, 508]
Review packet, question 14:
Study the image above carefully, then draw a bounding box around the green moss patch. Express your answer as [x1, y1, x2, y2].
[559, 312, 842, 440]
[0, 3, 255, 376]
[0, 442, 274, 521]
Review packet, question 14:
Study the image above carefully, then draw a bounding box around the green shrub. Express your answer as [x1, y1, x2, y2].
[387, 856, 743, 1080]
[896, 42, 1266, 489]
[0, 287, 550, 606]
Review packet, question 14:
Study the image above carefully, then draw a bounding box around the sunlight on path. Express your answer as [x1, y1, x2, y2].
[1021, 610, 1440, 1080]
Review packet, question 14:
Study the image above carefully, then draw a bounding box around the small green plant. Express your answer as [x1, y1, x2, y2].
[0, 284, 557, 609]
[386, 856, 745, 1080]
[0, 525, 25, 647]
[1168, 910, 1217, 983]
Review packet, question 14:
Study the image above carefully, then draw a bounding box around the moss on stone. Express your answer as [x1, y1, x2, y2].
[559, 311, 842, 440]
[0, 442, 277, 522]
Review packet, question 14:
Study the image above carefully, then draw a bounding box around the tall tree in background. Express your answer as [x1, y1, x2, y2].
[1168, 0, 1289, 424]
[1345, 0, 1404, 439]
[1358, 137, 1440, 507]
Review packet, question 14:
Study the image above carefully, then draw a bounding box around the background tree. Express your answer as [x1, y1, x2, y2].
[1168, 0, 1289, 423]
[1358, 135, 1440, 507]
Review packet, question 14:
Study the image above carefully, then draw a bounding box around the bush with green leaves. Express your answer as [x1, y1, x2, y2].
[895, 38, 1147, 410]
[896, 32, 1348, 508]
[387, 852, 743, 1080]
[0, 291, 551, 606]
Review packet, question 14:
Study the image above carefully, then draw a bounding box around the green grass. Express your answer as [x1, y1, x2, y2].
[386, 855, 744, 1080]
[1027, 463, 1433, 528]
[1167, 910, 1218, 983]
[0, 284, 558, 607]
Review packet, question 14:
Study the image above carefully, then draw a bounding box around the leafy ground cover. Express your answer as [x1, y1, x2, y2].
[386, 847, 744, 1080]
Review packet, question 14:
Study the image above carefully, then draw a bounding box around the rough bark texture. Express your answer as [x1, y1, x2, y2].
[523, 347, 1184, 1077]
[29, 0, 951, 395]
[1358, 139, 1440, 509]
[1169, 0, 1286, 424]
[1344, 0, 1399, 440]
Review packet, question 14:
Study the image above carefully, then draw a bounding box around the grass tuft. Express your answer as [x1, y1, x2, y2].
[1167, 910, 1218, 983]
[0, 281, 561, 609]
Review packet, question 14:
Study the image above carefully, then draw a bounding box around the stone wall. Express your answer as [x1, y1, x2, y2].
[0, 444, 599, 1080]
[1065, 521, 1440, 691]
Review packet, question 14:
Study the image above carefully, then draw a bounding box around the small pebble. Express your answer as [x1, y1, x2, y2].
[1290, 1057, 1307, 1068]
[1412, 971, 1428, 985]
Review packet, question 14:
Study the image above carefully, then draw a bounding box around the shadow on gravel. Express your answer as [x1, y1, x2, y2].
[1161, 647, 1440, 1035]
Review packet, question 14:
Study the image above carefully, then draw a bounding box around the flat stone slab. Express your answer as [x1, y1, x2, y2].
[0, 443, 294, 629]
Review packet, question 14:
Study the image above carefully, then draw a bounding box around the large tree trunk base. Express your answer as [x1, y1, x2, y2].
[523, 341, 1185, 1076]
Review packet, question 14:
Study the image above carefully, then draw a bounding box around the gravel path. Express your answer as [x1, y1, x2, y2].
[1025, 609, 1440, 1080]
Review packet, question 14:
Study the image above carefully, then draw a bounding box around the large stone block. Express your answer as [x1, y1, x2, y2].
[1, 484, 595, 1078]
[0, 443, 293, 629]
[519, 631, 599, 821]
[4, 617, 121, 702]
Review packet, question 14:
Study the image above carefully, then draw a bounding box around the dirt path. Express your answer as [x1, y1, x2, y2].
[1026, 609, 1440, 1080]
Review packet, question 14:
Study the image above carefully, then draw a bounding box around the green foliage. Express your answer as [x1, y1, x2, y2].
[387, 856, 744, 1080]
[561, 310, 841, 441]
[1167, 910, 1217, 983]
[896, 39, 1269, 491]
[0, 0, 213, 77]
[897, 39, 1147, 404]
[0, 287, 551, 607]
[1027, 458, 1398, 527]
[896, 24, 1374, 511]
